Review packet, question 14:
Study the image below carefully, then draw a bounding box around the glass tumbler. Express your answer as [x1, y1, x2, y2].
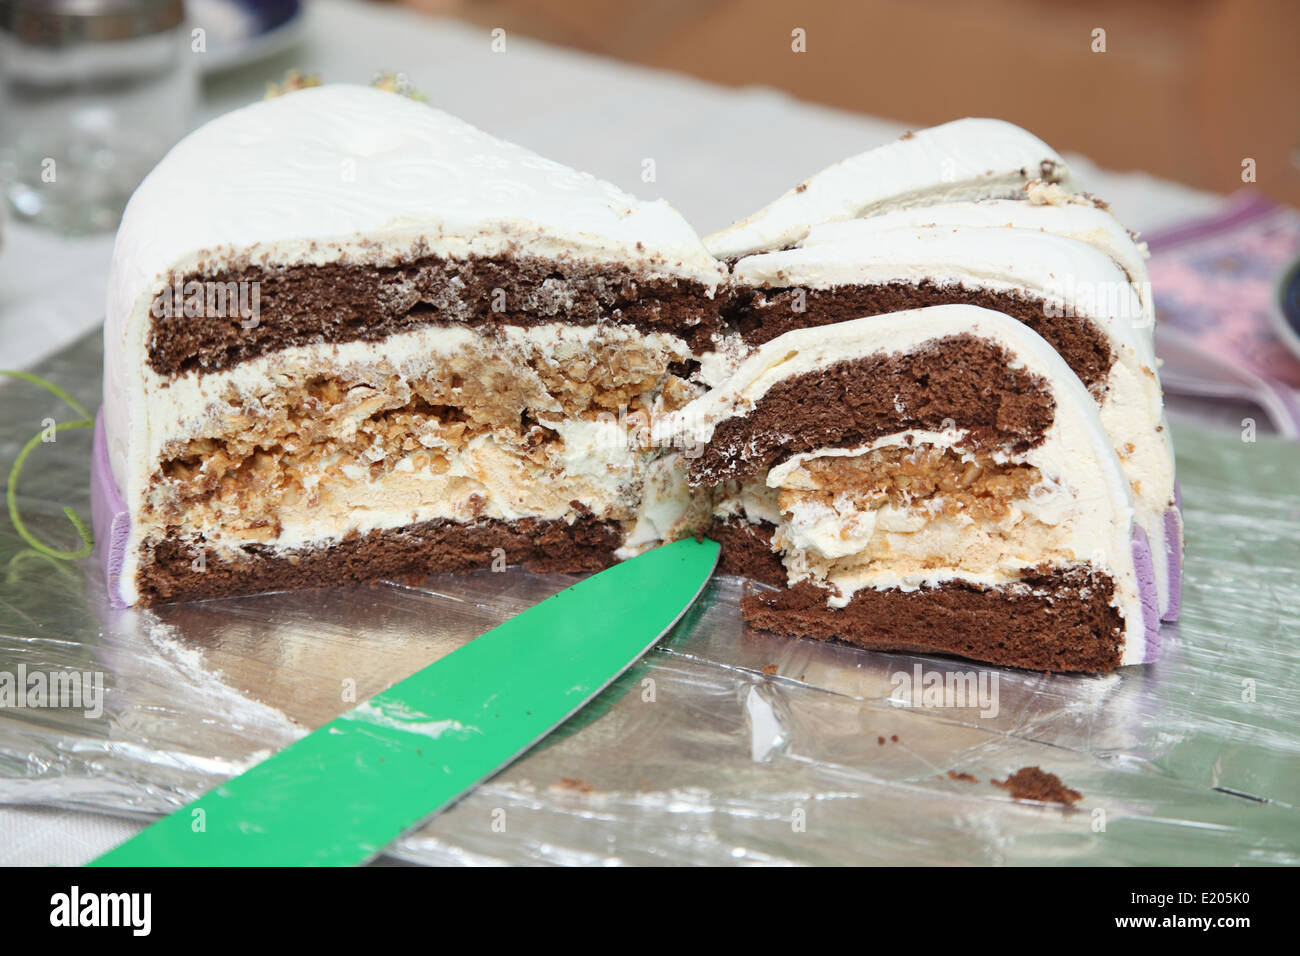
[0, 0, 196, 234]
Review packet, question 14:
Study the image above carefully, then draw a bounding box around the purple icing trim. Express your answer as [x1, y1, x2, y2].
[1130, 524, 1162, 664]
[1161, 490, 1184, 622]
[90, 410, 131, 609]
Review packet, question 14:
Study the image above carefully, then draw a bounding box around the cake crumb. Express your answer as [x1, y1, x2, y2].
[877, 735, 886, 745]
[947, 770, 978, 783]
[993, 766, 1081, 806]
[556, 777, 593, 794]
[890, 734, 898, 743]
[761, 664, 778, 676]
[265, 69, 321, 100]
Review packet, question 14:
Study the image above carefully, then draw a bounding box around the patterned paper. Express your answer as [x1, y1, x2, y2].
[1147, 191, 1300, 432]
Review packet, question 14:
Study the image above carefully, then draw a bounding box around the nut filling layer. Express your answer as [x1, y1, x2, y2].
[782, 445, 1043, 521]
[770, 443, 1080, 598]
[141, 325, 696, 558]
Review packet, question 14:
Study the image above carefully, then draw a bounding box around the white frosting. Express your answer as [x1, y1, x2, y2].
[704, 118, 1073, 259]
[616, 453, 702, 558]
[729, 224, 1175, 610]
[659, 305, 1148, 663]
[714, 479, 782, 527]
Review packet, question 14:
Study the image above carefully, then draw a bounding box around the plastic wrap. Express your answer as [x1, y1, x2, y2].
[1, 333, 1297, 864]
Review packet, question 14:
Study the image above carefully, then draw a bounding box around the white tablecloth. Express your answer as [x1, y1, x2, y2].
[0, 0, 1232, 865]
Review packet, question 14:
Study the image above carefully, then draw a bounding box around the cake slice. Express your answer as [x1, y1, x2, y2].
[705, 118, 1073, 260]
[759, 189, 1183, 621]
[660, 305, 1160, 672]
[715, 220, 1179, 622]
[97, 84, 725, 607]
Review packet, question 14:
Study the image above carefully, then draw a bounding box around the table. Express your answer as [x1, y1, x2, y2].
[0, 0, 1289, 867]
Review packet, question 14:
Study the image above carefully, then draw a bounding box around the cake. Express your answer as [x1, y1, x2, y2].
[91, 87, 1178, 672]
[717, 223, 1178, 618]
[661, 305, 1160, 671]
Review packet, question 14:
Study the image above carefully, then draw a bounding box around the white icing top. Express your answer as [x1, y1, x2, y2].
[705, 118, 1073, 260]
[109, 84, 723, 300]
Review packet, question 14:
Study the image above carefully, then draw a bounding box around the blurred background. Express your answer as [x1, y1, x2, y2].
[413, 0, 1300, 206]
[4, 0, 1300, 231]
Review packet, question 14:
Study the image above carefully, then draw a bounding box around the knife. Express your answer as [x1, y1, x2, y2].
[91, 537, 719, 866]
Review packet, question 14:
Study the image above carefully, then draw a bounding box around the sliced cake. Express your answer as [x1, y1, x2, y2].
[90, 94, 1177, 673]
[702, 118, 1180, 621]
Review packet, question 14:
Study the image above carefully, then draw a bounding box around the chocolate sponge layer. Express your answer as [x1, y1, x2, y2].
[728, 280, 1114, 391]
[147, 255, 724, 377]
[688, 334, 1056, 485]
[136, 515, 622, 605]
[707, 516, 786, 587]
[741, 568, 1123, 673]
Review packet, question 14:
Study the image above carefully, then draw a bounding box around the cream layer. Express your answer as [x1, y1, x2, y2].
[769, 434, 1088, 597]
